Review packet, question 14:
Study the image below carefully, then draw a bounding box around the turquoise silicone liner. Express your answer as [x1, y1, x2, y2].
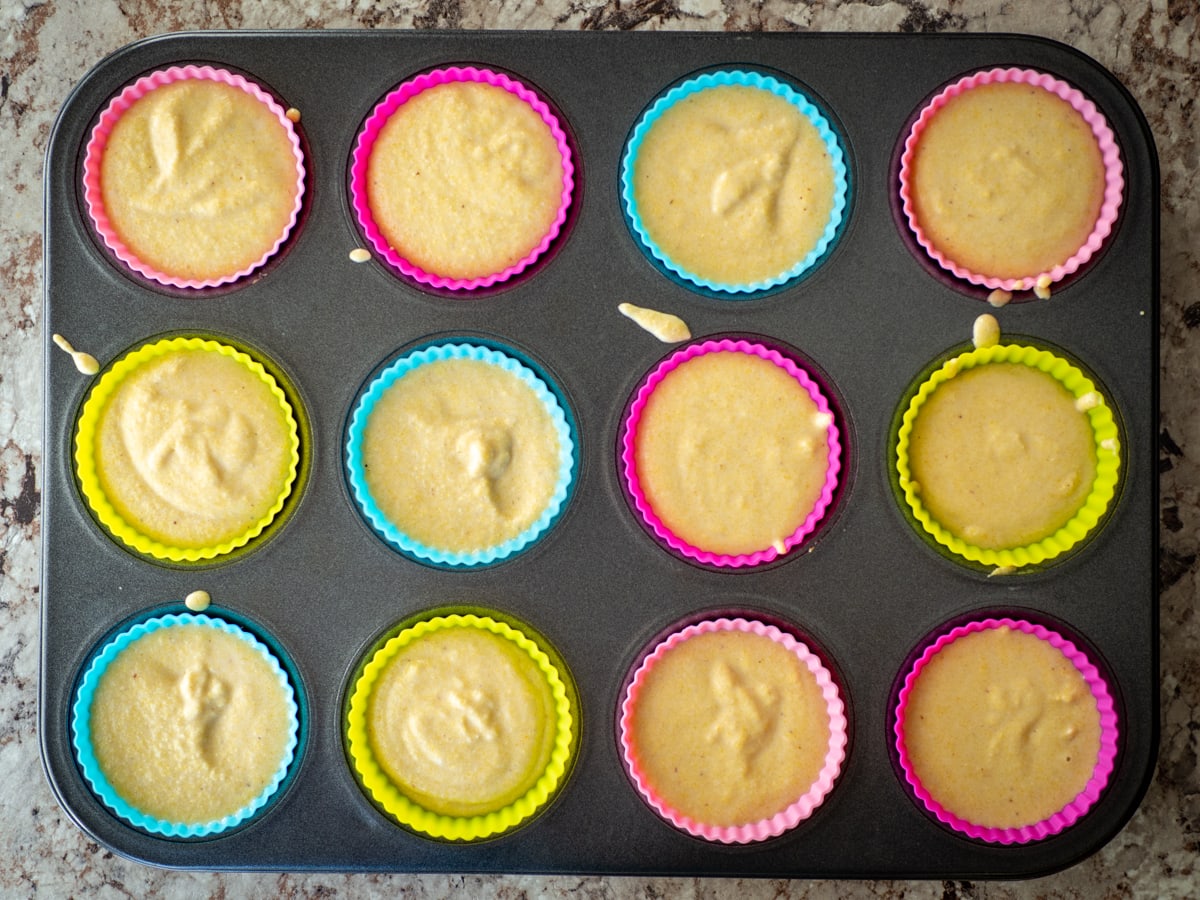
[620, 70, 849, 297]
[70, 612, 300, 838]
[345, 343, 577, 567]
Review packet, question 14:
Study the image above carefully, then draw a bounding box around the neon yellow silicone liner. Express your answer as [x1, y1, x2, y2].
[895, 344, 1121, 568]
[74, 337, 301, 562]
[346, 613, 577, 842]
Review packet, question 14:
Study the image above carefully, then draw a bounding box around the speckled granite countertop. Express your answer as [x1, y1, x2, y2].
[3, 1, 1196, 896]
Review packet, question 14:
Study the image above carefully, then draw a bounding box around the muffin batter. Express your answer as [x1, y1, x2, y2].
[366, 80, 565, 279]
[902, 625, 1102, 828]
[366, 625, 558, 817]
[909, 81, 1105, 279]
[906, 361, 1097, 549]
[633, 350, 831, 556]
[628, 629, 830, 827]
[632, 84, 837, 285]
[92, 346, 296, 550]
[361, 357, 562, 553]
[99, 78, 301, 281]
[88, 623, 294, 824]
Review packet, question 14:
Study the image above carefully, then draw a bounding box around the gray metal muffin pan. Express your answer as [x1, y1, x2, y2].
[40, 30, 1158, 877]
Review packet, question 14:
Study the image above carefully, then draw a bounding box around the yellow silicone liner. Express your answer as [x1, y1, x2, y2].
[345, 613, 578, 842]
[74, 337, 301, 562]
[895, 344, 1121, 568]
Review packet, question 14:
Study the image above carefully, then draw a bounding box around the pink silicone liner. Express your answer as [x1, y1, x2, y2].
[348, 66, 575, 291]
[621, 339, 841, 568]
[619, 617, 848, 844]
[82, 65, 306, 290]
[893, 617, 1120, 845]
[898, 67, 1124, 291]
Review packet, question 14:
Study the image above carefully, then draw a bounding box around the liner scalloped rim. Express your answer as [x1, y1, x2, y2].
[348, 66, 575, 291]
[620, 70, 848, 297]
[898, 67, 1124, 291]
[81, 64, 306, 290]
[74, 337, 302, 563]
[621, 338, 841, 568]
[893, 617, 1120, 844]
[345, 342, 576, 567]
[345, 613, 577, 842]
[70, 612, 300, 838]
[618, 617, 848, 844]
[894, 343, 1121, 568]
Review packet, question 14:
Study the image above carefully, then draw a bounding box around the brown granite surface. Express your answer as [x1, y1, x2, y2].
[2, 1, 1197, 896]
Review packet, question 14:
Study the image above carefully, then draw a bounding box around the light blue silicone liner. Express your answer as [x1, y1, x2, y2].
[70, 612, 300, 838]
[345, 343, 577, 567]
[620, 70, 849, 297]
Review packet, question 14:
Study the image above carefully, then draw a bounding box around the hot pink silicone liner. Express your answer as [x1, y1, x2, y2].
[621, 339, 841, 567]
[898, 67, 1124, 291]
[348, 66, 575, 291]
[893, 617, 1120, 845]
[81, 65, 306, 290]
[619, 617, 848, 844]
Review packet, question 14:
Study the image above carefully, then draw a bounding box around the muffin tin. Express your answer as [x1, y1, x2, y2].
[40, 30, 1158, 877]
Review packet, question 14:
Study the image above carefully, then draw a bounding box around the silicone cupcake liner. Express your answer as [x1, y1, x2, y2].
[74, 337, 302, 563]
[620, 70, 848, 297]
[893, 617, 1119, 844]
[349, 66, 574, 291]
[71, 612, 300, 838]
[898, 67, 1124, 292]
[345, 613, 578, 842]
[81, 65, 306, 290]
[621, 338, 841, 568]
[894, 343, 1120, 568]
[345, 342, 576, 567]
[618, 617, 847, 844]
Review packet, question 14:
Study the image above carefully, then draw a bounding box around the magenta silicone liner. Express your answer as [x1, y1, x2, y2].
[898, 67, 1124, 291]
[618, 617, 847, 844]
[81, 65, 306, 290]
[621, 338, 841, 568]
[893, 617, 1120, 844]
[348, 66, 575, 291]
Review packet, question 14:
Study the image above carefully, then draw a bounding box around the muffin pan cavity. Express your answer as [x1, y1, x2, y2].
[42, 31, 1156, 877]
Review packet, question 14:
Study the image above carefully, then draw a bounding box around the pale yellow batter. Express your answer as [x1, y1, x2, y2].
[902, 625, 1102, 828]
[632, 84, 836, 285]
[909, 81, 1105, 279]
[361, 358, 561, 553]
[629, 630, 830, 827]
[93, 348, 295, 550]
[89, 624, 293, 824]
[907, 362, 1097, 549]
[634, 351, 831, 556]
[367, 81, 565, 279]
[366, 627, 557, 817]
[100, 79, 300, 281]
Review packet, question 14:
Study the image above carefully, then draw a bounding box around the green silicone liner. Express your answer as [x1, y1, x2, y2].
[345, 612, 578, 842]
[74, 337, 301, 563]
[895, 344, 1121, 568]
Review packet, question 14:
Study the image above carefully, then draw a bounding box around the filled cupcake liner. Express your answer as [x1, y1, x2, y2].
[894, 343, 1120, 568]
[74, 337, 302, 563]
[621, 338, 841, 568]
[345, 613, 577, 842]
[898, 67, 1124, 292]
[349, 66, 574, 291]
[71, 612, 300, 838]
[618, 617, 847, 844]
[893, 617, 1119, 844]
[82, 65, 306, 289]
[620, 70, 848, 297]
[345, 342, 576, 567]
